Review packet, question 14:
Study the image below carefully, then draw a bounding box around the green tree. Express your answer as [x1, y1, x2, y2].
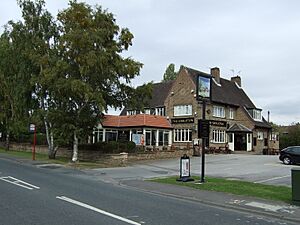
[0, 24, 33, 150]
[163, 63, 177, 81]
[54, 1, 143, 161]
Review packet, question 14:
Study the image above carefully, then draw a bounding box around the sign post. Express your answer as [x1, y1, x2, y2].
[29, 124, 36, 161]
[196, 73, 212, 183]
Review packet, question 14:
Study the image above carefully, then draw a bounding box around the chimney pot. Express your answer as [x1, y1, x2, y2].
[231, 75, 241, 87]
[210, 67, 220, 84]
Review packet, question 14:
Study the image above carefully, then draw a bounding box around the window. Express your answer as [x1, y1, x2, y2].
[105, 130, 118, 142]
[213, 106, 225, 118]
[270, 133, 279, 141]
[174, 129, 192, 142]
[229, 108, 234, 119]
[249, 109, 262, 121]
[174, 105, 192, 116]
[144, 109, 151, 115]
[155, 107, 165, 116]
[257, 132, 264, 140]
[94, 129, 103, 143]
[127, 110, 136, 115]
[159, 130, 169, 146]
[212, 130, 226, 143]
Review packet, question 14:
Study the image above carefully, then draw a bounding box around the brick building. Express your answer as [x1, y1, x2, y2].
[119, 66, 279, 153]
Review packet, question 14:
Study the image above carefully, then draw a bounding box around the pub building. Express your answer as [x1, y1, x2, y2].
[99, 66, 279, 154]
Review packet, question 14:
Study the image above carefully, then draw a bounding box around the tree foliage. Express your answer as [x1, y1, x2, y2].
[279, 123, 300, 149]
[162, 63, 177, 82]
[0, 0, 148, 160]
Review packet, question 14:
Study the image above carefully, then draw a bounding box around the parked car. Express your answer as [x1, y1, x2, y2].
[279, 146, 300, 165]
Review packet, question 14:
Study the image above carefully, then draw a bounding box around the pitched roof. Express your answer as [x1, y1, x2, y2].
[120, 80, 174, 115]
[185, 66, 255, 108]
[227, 123, 252, 133]
[185, 66, 271, 129]
[101, 114, 172, 129]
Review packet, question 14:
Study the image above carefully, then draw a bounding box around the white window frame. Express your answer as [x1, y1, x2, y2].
[174, 105, 192, 117]
[127, 110, 136, 115]
[229, 108, 234, 119]
[252, 109, 262, 121]
[174, 129, 192, 142]
[144, 109, 151, 115]
[155, 107, 165, 116]
[212, 130, 226, 143]
[213, 106, 225, 118]
[257, 131, 264, 140]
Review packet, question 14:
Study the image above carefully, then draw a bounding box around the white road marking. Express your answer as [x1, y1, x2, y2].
[254, 175, 290, 184]
[0, 176, 40, 190]
[56, 196, 141, 225]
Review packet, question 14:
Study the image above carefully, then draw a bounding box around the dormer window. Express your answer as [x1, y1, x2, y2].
[155, 107, 165, 116]
[127, 110, 136, 115]
[249, 109, 262, 121]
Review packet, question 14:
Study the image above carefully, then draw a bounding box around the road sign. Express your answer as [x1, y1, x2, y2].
[29, 124, 35, 132]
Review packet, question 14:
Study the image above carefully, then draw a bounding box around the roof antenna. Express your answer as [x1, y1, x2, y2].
[230, 69, 235, 76]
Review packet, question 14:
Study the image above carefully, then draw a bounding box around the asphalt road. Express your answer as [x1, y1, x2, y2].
[88, 154, 294, 186]
[0, 156, 297, 225]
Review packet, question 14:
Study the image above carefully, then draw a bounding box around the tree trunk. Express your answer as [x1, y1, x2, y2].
[72, 132, 78, 162]
[44, 118, 57, 159]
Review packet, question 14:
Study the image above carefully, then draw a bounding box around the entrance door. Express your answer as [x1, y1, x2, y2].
[228, 133, 234, 151]
[246, 133, 252, 151]
[234, 133, 247, 151]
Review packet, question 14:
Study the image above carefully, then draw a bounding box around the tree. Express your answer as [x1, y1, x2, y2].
[163, 63, 177, 81]
[0, 24, 33, 150]
[54, 1, 144, 161]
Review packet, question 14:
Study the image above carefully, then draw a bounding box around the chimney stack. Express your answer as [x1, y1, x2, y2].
[231, 75, 241, 87]
[210, 67, 220, 84]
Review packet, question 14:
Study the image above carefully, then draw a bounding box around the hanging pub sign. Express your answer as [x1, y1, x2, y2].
[171, 118, 194, 124]
[197, 73, 212, 100]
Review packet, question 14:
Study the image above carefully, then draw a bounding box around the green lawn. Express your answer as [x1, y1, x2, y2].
[151, 176, 292, 203]
[0, 148, 117, 169]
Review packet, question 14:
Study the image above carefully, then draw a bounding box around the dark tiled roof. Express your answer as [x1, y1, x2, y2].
[185, 66, 271, 129]
[102, 114, 172, 129]
[120, 80, 174, 115]
[185, 66, 255, 108]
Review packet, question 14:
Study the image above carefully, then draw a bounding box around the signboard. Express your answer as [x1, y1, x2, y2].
[171, 118, 194, 124]
[197, 74, 212, 100]
[29, 124, 35, 133]
[132, 134, 144, 145]
[181, 158, 190, 177]
[176, 154, 194, 182]
[198, 119, 210, 138]
[209, 120, 227, 127]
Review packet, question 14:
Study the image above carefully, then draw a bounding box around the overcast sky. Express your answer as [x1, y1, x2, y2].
[1, 0, 299, 125]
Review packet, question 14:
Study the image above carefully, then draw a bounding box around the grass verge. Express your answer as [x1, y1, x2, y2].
[0, 148, 120, 169]
[150, 176, 292, 203]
